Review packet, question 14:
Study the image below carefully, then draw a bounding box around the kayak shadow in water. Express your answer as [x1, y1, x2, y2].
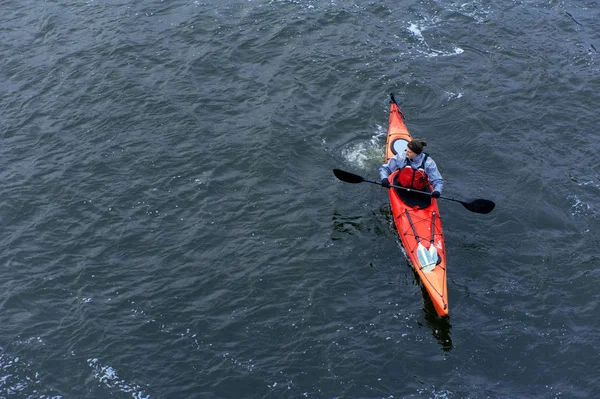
[335, 205, 453, 351]
[331, 210, 362, 240]
[412, 265, 453, 352]
[378, 205, 453, 351]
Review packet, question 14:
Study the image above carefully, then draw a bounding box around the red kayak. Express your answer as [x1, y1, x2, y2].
[384, 94, 448, 316]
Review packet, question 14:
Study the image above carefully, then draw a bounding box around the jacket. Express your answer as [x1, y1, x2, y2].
[379, 151, 444, 193]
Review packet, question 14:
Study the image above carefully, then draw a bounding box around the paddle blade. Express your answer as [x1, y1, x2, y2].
[333, 169, 365, 184]
[462, 199, 496, 214]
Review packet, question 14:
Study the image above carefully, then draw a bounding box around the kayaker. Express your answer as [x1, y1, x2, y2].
[379, 139, 444, 197]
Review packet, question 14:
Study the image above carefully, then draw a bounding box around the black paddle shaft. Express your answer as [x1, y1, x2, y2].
[332, 169, 495, 214]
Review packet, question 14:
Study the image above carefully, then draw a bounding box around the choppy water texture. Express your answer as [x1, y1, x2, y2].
[1, 0, 599, 398]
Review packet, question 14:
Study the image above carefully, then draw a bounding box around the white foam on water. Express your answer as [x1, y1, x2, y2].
[407, 15, 465, 58]
[567, 176, 599, 220]
[576, 179, 600, 189]
[453, 1, 491, 24]
[268, 0, 317, 9]
[340, 124, 386, 170]
[445, 90, 464, 101]
[408, 23, 426, 42]
[417, 385, 453, 398]
[87, 358, 150, 399]
[14, 336, 45, 346]
[569, 195, 591, 217]
[415, 47, 464, 58]
[0, 350, 59, 398]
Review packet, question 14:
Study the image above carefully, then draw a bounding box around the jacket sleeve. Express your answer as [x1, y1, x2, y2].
[425, 158, 444, 193]
[379, 154, 404, 180]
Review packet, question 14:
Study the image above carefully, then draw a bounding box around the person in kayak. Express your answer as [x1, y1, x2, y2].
[379, 138, 444, 198]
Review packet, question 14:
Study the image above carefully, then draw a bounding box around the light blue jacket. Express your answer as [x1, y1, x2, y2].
[379, 152, 444, 193]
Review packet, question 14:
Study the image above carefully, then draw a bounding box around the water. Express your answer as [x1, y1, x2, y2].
[1, 0, 599, 397]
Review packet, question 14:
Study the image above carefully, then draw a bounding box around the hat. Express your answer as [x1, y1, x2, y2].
[407, 139, 427, 154]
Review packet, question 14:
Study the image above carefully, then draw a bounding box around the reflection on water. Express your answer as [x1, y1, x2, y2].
[379, 205, 454, 352]
[421, 289, 453, 352]
[383, 221, 454, 351]
[331, 210, 364, 240]
[333, 204, 453, 351]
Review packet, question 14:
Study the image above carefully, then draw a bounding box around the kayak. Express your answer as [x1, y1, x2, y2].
[384, 93, 448, 317]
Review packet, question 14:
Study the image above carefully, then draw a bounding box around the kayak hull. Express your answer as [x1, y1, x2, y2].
[385, 96, 448, 316]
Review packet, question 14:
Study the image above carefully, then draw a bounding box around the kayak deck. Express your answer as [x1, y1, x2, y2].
[385, 94, 448, 317]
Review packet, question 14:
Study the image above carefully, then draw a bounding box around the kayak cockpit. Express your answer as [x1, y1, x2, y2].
[390, 172, 433, 209]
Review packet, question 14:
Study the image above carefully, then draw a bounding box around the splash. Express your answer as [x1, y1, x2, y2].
[569, 195, 591, 216]
[575, 179, 600, 189]
[87, 358, 150, 398]
[417, 385, 453, 398]
[407, 17, 465, 58]
[408, 23, 426, 43]
[445, 91, 464, 101]
[568, 176, 599, 219]
[340, 125, 386, 170]
[0, 350, 59, 398]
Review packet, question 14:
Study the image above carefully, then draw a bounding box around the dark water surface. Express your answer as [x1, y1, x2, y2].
[1, 0, 599, 398]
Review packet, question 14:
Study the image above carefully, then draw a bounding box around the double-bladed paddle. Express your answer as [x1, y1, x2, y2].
[332, 168, 495, 214]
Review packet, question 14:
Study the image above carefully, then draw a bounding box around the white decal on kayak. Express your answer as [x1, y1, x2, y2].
[417, 243, 438, 273]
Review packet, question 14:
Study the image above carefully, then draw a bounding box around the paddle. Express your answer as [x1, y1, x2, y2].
[333, 169, 495, 214]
